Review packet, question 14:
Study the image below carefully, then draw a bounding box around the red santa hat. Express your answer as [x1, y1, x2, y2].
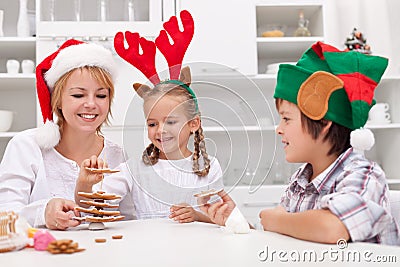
[35, 39, 117, 149]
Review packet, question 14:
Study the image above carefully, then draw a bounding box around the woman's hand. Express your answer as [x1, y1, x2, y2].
[78, 155, 108, 187]
[45, 198, 81, 230]
[75, 155, 108, 206]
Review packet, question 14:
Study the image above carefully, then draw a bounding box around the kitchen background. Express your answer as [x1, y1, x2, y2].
[1, 0, 399, 224]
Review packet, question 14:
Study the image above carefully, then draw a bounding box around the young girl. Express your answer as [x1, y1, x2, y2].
[76, 10, 224, 223]
[0, 39, 126, 230]
[76, 67, 223, 223]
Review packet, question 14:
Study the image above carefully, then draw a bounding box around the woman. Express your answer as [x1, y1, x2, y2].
[0, 39, 129, 230]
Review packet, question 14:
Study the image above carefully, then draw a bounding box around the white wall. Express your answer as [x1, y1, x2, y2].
[325, 0, 399, 75]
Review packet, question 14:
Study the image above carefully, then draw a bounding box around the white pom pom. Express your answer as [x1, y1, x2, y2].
[35, 120, 60, 149]
[350, 128, 375, 154]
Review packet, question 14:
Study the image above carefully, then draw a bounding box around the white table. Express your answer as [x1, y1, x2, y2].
[3, 219, 400, 266]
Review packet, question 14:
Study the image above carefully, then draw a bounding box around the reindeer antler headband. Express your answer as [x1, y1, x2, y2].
[114, 10, 197, 109]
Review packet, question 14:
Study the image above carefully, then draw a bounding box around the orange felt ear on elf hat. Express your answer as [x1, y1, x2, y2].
[297, 71, 344, 120]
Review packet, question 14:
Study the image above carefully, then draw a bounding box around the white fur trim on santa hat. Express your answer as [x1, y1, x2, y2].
[35, 120, 61, 149]
[45, 42, 117, 91]
[350, 128, 375, 155]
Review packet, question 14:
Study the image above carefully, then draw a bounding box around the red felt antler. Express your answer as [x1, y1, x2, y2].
[155, 10, 194, 80]
[114, 31, 160, 84]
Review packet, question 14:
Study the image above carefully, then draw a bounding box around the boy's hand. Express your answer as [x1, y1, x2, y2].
[259, 205, 286, 231]
[45, 198, 81, 230]
[169, 203, 198, 223]
[197, 190, 236, 226]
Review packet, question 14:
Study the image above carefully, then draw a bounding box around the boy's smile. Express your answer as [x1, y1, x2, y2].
[276, 100, 319, 164]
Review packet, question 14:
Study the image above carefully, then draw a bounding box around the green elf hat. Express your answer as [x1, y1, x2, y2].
[274, 41, 388, 154]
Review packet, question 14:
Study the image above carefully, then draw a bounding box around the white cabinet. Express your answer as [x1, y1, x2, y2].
[255, 0, 325, 74]
[0, 0, 37, 156]
[178, 0, 257, 76]
[366, 77, 400, 188]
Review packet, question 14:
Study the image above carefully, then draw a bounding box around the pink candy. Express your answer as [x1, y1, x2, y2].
[33, 230, 56, 251]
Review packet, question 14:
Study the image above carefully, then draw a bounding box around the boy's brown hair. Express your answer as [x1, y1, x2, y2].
[276, 98, 351, 156]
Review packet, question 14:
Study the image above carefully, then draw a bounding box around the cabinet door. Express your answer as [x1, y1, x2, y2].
[178, 0, 257, 76]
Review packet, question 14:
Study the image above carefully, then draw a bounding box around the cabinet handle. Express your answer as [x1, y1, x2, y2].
[242, 201, 279, 207]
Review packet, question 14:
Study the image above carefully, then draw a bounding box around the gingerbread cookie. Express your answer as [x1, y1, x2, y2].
[80, 200, 119, 208]
[85, 167, 120, 174]
[47, 239, 85, 254]
[193, 188, 223, 198]
[75, 207, 121, 216]
[78, 191, 122, 200]
[83, 215, 125, 223]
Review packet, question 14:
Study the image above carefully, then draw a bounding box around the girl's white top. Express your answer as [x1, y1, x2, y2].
[98, 155, 224, 220]
[0, 128, 128, 227]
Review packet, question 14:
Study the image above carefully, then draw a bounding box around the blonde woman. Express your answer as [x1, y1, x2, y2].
[0, 39, 129, 230]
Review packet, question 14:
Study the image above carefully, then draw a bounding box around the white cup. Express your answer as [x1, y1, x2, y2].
[21, 59, 35, 74]
[6, 59, 20, 74]
[0, 110, 13, 132]
[368, 103, 390, 123]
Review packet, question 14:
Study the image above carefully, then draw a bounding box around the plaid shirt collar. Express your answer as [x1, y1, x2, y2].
[290, 148, 354, 194]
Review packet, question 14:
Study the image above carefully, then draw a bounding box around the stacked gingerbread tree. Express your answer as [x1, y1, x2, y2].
[75, 191, 125, 230]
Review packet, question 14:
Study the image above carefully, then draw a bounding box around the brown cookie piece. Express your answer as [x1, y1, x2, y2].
[77, 191, 122, 200]
[85, 167, 120, 174]
[194, 188, 223, 198]
[112, 235, 123, 240]
[95, 238, 107, 243]
[75, 207, 121, 216]
[80, 200, 119, 208]
[47, 239, 85, 254]
[84, 215, 125, 223]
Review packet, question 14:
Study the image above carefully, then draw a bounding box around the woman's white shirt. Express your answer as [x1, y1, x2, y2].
[0, 128, 126, 227]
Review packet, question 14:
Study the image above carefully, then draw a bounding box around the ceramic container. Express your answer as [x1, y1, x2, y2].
[0, 110, 13, 132]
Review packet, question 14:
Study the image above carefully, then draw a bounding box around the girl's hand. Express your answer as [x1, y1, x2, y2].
[169, 203, 198, 223]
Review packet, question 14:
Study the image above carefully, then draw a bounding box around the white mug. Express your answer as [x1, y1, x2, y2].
[369, 103, 390, 123]
[6, 59, 20, 74]
[21, 59, 35, 73]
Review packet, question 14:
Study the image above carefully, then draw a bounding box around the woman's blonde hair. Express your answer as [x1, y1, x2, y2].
[141, 83, 210, 177]
[50, 66, 115, 135]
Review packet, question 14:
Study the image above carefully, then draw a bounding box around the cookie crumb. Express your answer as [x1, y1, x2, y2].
[112, 235, 123, 239]
[95, 238, 106, 243]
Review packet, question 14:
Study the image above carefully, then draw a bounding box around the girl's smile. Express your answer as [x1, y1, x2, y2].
[144, 95, 199, 160]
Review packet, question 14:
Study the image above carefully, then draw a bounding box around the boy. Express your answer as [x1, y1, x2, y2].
[200, 42, 400, 245]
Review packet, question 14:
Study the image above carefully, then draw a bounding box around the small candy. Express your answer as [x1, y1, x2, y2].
[33, 230, 56, 251]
